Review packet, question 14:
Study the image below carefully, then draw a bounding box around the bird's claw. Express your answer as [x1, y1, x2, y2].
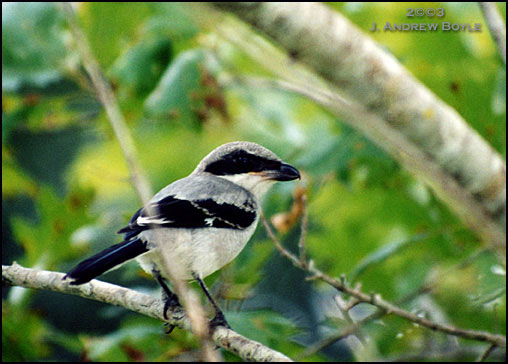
[162, 294, 182, 334]
[163, 322, 176, 335]
[209, 311, 231, 331]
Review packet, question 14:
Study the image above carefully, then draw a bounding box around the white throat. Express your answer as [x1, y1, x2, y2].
[218, 173, 275, 200]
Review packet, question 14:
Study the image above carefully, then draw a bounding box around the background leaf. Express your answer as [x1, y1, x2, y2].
[2, 3, 505, 362]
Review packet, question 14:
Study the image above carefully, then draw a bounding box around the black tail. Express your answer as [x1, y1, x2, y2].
[64, 238, 148, 285]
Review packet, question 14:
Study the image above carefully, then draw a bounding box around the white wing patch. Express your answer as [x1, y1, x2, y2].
[204, 217, 216, 226]
[137, 216, 172, 226]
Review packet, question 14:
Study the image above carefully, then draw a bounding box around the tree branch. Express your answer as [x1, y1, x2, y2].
[261, 217, 507, 348]
[298, 248, 493, 359]
[479, 2, 507, 65]
[212, 2, 506, 257]
[2, 263, 293, 362]
[232, 75, 505, 258]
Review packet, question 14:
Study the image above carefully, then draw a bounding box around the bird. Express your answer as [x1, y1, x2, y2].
[64, 141, 300, 330]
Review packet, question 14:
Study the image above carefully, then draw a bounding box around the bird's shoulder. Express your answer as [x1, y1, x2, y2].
[153, 174, 256, 205]
[118, 175, 258, 236]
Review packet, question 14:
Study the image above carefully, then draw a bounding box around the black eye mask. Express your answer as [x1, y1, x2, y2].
[204, 150, 282, 176]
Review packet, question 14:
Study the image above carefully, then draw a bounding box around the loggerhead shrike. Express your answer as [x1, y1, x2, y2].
[65, 141, 300, 329]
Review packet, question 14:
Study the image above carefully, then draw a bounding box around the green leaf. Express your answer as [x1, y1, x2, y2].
[226, 310, 301, 349]
[350, 232, 430, 280]
[2, 302, 52, 361]
[7, 125, 95, 193]
[144, 49, 207, 128]
[145, 3, 199, 41]
[110, 36, 173, 96]
[2, 2, 66, 91]
[79, 3, 153, 68]
[11, 185, 95, 268]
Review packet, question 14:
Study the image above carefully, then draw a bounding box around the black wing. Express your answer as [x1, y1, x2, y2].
[117, 195, 257, 237]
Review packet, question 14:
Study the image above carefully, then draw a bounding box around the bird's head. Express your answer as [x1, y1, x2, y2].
[193, 141, 300, 199]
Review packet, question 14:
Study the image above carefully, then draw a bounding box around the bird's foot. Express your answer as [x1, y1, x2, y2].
[164, 322, 176, 335]
[162, 293, 181, 319]
[209, 311, 231, 331]
[162, 294, 183, 334]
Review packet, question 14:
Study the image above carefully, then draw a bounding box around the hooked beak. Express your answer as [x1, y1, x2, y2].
[255, 162, 301, 181]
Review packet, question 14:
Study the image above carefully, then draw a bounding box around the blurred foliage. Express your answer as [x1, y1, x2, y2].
[2, 2, 505, 362]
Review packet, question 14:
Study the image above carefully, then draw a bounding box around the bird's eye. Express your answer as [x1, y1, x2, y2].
[237, 156, 249, 165]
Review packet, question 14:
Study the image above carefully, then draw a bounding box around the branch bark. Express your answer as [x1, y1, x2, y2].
[2, 263, 293, 362]
[479, 2, 507, 65]
[212, 2, 506, 256]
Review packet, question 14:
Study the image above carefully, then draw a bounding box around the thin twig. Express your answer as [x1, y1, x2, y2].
[298, 195, 308, 268]
[476, 343, 497, 362]
[297, 324, 359, 360]
[60, 3, 152, 203]
[300, 250, 502, 360]
[262, 217, 507, 348]
[262, 217, 301, 268]
[333, 295, 367, 346]
[60, 3, 217, 360]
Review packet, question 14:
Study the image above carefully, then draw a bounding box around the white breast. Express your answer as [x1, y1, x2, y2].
[135, 220, 258, 281]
